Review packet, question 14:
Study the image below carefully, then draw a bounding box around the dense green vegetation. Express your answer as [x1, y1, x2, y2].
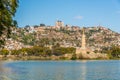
[0, 46, 76, 57]
[0, 45, 120, 60]
[106, 46, 120, 59]
[0, 0, 19, 46]
[0, 49, 9, 55]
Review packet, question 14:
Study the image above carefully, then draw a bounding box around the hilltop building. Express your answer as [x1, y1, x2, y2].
[55, 20, 64, 29]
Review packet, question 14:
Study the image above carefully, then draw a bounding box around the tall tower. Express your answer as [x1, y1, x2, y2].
[76, 28, 87, 54]
[81, 28, 86, 49]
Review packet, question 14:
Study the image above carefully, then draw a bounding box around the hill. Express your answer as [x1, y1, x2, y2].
[5, 25, 119, 53]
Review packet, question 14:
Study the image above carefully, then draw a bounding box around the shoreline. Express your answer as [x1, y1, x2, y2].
[0, 55, 119, 61]
[0, 59, 119, 62]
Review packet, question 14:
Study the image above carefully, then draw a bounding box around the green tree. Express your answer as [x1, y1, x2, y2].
[110, 46, 120, 58]
[40, 23, 45, 27]
[106, 45, 120, 58]
[0, 0, 19, 46]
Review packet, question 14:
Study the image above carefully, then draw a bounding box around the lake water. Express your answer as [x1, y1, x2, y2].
[0, 60, 120, 80]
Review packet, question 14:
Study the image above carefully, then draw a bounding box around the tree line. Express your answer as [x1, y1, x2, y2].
[0, 46, 76, 57]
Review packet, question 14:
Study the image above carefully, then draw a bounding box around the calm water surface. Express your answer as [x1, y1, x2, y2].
[0, 60, 120, 80]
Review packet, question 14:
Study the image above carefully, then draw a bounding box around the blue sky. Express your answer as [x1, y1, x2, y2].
[15, 0, 120, 32]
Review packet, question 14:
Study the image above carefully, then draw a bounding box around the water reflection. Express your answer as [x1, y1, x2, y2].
[81, 63, 87, 80]
[0, 61, 12, 80]
[0, 60, 120, 80]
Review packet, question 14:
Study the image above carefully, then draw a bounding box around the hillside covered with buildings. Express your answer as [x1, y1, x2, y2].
[0, 21, 120, 60]
[5, 21, 120, 51]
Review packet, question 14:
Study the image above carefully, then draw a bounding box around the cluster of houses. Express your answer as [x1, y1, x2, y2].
[4, 38, 32, 50]
[3, 21, 120, 52]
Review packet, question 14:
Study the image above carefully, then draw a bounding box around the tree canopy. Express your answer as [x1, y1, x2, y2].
[0, 0, 19, 46]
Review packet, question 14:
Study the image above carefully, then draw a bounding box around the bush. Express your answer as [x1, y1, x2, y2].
[106, 46, 120, 58]
[0, 49, 9, 55]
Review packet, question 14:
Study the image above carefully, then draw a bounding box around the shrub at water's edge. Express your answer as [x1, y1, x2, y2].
[0, 45, 120, 60]
[0, 46, 76, 60]
[105, 45, 120, 59]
